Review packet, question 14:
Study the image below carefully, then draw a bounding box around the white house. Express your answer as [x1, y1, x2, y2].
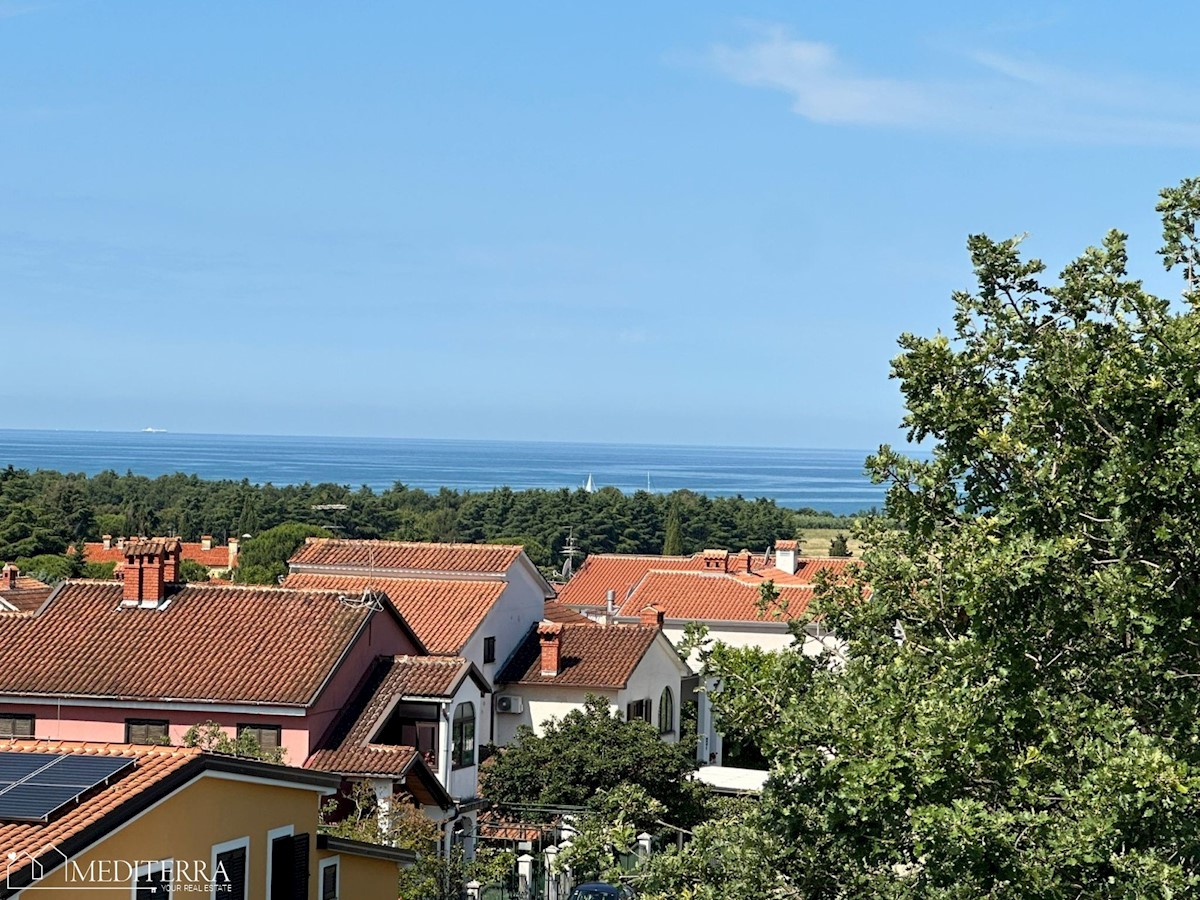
[556, 544, 858, 764]
[492, 607, 693, 747]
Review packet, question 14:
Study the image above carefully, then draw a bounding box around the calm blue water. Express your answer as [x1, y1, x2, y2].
[0, 430, 895, 515]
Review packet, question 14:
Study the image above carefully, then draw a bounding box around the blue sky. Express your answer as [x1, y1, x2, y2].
[2, 1, 1197, 448]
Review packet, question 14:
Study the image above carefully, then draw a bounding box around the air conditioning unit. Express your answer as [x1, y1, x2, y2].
[495, 694, 523, 714]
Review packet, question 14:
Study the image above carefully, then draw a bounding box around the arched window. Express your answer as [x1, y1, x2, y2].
[452, 702, 475, 768]
[658, 687, 675, 735]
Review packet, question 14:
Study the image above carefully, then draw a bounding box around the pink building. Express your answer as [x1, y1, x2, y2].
[0, 539, 450, 808]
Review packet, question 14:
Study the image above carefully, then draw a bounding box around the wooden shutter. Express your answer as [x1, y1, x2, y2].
[292, 833, 310, 900]
[215, 847, 247, 900]
[321, 862, 338, 900]
[0, 715, 32, 738]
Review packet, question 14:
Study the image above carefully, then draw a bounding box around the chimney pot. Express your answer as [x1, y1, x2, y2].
[2, 564, 17, 591]
[775, 540, 799, 576]
[102, 534, 112, 550]
[201, 535, 213, 552]
[538, 621, 563, 676]
[227, 537, 240, 568]
[123, 543, 168, 606]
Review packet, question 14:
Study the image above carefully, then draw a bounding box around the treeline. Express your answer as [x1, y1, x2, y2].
[0, 465, 873, 573]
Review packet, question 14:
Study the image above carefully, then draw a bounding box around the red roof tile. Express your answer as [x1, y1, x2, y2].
[281, 573, 505, 654]
[0, 574, 54, 613]
[497, 623, 660, 689]
[0, 581, 390, 706]
[620, 570, 813, 623]
[542, 599, 591, 624]
[289, 539, 524, 574]
[555, 551, 767, 608]
[78, 539, 237, 569]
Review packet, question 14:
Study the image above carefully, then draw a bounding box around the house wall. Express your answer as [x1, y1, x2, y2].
[461, 563, 549, 694]
[444, 676, 488, 801]
[614, 637, 688, 742]
[0, 609, 419, 765]
[316, 850, 398, 900]
[10, 772, 396, 900]
[491, 687, 619, 746]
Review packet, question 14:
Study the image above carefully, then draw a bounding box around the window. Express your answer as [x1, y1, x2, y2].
[483, 636, 496, 664]
[626, 699, 652, 724]
[125, 719, 169, 744]
[658, 687, 675, 735]
[0, 713, 33, 738]
[237, 724, 281, 753]
[267, 827, 309, 900]
[319, 857, 340, 900]
[211, 837, 248, 900]
[134, 859, 172, 899]
[452, 702, 475, 769]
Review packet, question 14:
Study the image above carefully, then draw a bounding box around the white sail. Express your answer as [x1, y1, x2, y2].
[583, 473, 595, 493]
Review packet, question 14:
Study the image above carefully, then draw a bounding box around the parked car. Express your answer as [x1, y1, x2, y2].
[567, 883, 635, 900]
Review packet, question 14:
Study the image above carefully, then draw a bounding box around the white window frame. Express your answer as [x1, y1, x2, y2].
[265, 824, 294, 898]
[131, 857, 173, 899]
[318, 855, 341, 900]
[211, 835, 250, 900]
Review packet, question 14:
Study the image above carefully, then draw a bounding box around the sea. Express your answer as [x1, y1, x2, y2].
[0, 430, 901, 515]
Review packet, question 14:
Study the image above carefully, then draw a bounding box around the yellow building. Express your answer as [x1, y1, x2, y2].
[0, 739, 413, 899]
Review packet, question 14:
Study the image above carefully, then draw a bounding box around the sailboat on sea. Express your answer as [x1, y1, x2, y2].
[582, 473, 596, 493]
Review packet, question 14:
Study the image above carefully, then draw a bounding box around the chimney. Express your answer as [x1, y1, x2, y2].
[701, 549, 729, 572]
[538, 621, 563, 677]
[201, 535, 213, 552]
[604, 589, 616, 627]
[775, 540, 798, 576]
[227, 537, 240, 568]
[744, 550, 753, 574]
[102, 534, 112, 550]
[116, 536, 126, 551]
[162, 540, 182, 583]
[1, 564, 17, 591]
[122, 541, 167, 607]
[639, 605, 665, 628]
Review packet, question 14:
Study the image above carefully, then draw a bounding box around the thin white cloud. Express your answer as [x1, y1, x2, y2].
[712, 26, 1200, 146]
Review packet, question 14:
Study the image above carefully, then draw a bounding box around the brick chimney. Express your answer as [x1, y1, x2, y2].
[227, 537, 240, 568]
[201, 535, 213, 552]
[775, 540, 799, 576]
[162, 540, 182, 583]
[122, 540, 169, 607]
[102, 534, 113, 550]
[639, 605, 665, 628]
[1, 564, 17, 591]
[701, 549, 729, 572]
[538, 621, 563, 677]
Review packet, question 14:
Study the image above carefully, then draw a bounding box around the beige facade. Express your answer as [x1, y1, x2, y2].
[7, 772, 402, 899]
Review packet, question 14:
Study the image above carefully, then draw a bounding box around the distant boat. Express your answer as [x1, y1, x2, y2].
[142, 427, 167, 433]
[583, 473, 595, 493]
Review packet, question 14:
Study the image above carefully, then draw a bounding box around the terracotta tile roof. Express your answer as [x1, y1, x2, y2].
[307, 656, 475, 780]
[729, 556, 862, 588]
[774, 539, 799, 550]
[281, 574, 505, 654]
[619, 570, 813, 623]
[542, 599, 591, 624]
[555, 551, 767, 608]
[78, 539, 237, 569]
[288, 539, 524, 574]
[0, 740, 202, 882]
[0, 581, 388, 706]
[0, 574, 54, 613]
[497, 623, 660, 689]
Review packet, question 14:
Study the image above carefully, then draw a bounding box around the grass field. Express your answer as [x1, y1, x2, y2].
[798, 528, 862, 558]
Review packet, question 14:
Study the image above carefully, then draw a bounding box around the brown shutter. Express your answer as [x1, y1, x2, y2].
[292, 833, 310, 900]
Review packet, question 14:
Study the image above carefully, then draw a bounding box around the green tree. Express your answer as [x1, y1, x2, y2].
[182, 721, 285, 763]
[646, 180, 1200, 898]
[480, 696, 708, 830]
[828, 532, 851, 557]
[662, 504, 683, 556]
[233, 522, 330, 584]
[178, 559, 210, 582]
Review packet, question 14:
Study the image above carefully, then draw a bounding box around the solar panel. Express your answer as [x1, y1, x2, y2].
[0, 752, 64, 787]
[0, 753, 136, 822]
